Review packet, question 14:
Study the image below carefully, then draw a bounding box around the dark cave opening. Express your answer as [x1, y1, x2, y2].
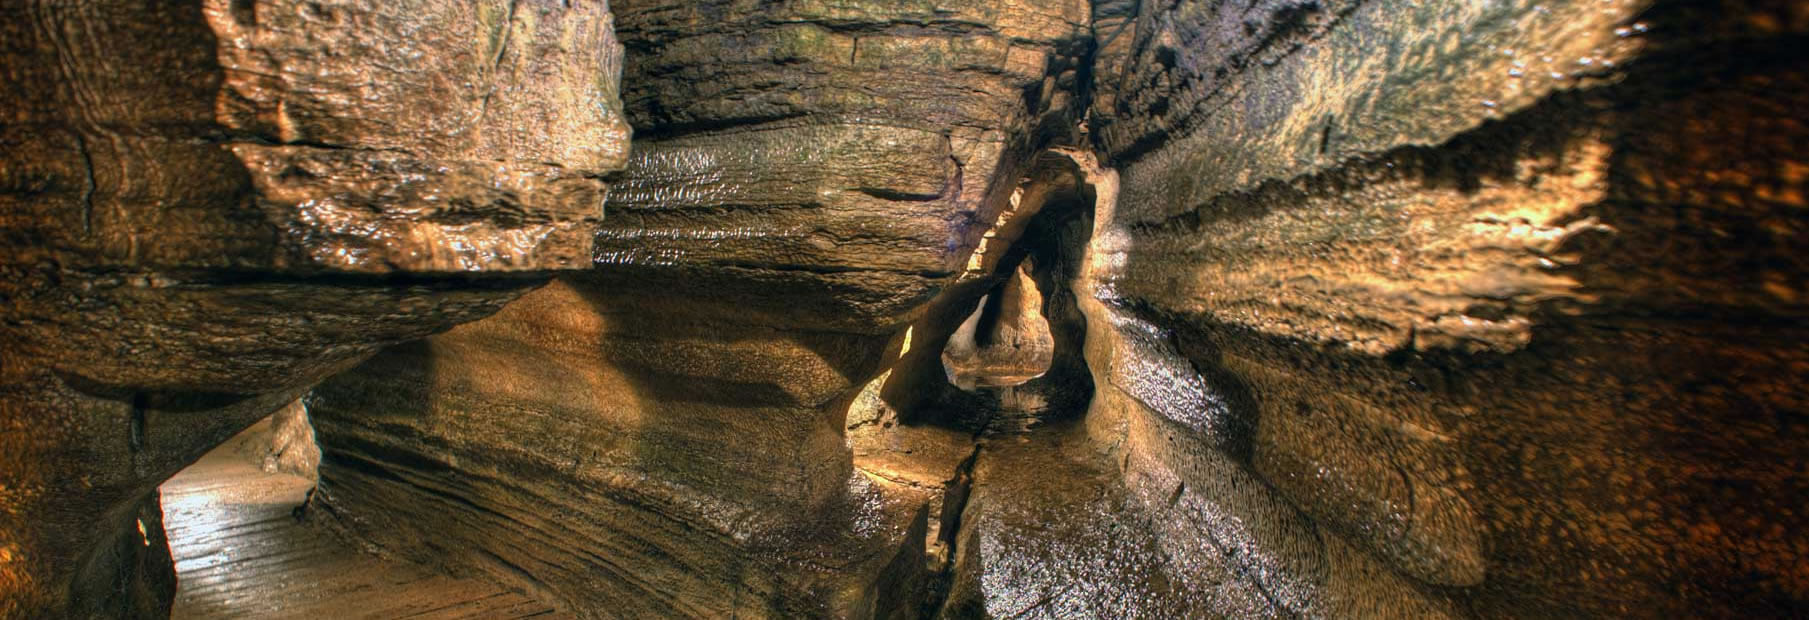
[871, 153, 1102, 438]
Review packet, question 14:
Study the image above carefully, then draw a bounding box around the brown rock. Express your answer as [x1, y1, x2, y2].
[304, 1, 1094, 616]
[307, 277, 931, 617]
[1079, 0, 1809, 616]
[3, 0, 1806, 617]
[0, 1, 627, 615]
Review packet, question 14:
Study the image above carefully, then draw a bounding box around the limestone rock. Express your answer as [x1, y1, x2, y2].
[3, 0, 1806, 617]
[1078, 1, 1809, 616]
[307, 278, 931, 617]
[237, 399, 321, 479]
[599, 0, 1092, 330]
[304, 1, 1095, 616]
[0, 1, 627, 615]
[941, 264, 1056, 391]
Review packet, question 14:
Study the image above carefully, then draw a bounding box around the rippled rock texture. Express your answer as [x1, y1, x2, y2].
[5, 0, 1807, 618]
[302, 0, 1095, 615]
[1072, 0, 1809, 617]
[0, 0, 627, 616]
[308, 279, 929, 617]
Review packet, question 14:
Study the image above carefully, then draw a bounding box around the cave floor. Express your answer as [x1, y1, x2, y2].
[160, 433, 570, 619]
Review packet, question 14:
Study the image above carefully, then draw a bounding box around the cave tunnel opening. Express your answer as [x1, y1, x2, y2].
[869, 152, 1102, 439]
[154, 400, 567, 618]
[842, 151, 1107, 613]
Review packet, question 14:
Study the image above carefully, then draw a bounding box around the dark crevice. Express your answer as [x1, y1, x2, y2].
[868, 149, 1105, 616]
[229, 0, 257, 27]
[203, 131, 412, 154]
[937, 445, 981, 555]
[73, 131, 97, 236]
[478, 0, 521, 125]
[917, 444, 980, 618]
[128, 392, 147, 453]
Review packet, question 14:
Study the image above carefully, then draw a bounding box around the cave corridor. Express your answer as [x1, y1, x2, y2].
[3, 1, 1807, 618]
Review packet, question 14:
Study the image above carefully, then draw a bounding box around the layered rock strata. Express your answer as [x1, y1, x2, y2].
[303, 0, 1095, 616]
[1072, 0, 1809, 616]
[0, 1, 628, 616]
[3, 0, 1805, 618]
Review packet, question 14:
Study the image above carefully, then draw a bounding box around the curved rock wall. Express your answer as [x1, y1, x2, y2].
[303, 1, 1097, 616]
[1077, 0, 1809, 617]
[0, 0, 627, 616]
[4, 0, 1806, 618]
[308, 278, 926, 616]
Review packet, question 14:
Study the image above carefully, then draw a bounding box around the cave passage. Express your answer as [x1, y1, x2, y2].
[4, 1, 1804, 617]
[156, 408, 571, 618]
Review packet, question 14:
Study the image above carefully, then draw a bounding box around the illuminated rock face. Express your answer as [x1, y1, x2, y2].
[4, 0, 1808, 618]
[302, 1, 1094, 616]
[941, 264, 1056, 391]
[0, 1, 626, 616]
[1071, 1, 1809, 617]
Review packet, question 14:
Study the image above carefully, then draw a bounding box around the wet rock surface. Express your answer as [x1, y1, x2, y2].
[164, 419, 571, 619]
[1077, 0, 1809, 617]
[0, 0, 627, 615]
[307, 278, 931, 617]
[941, 264, 1056, 391]
[302, 1, 1098, 617]
[3, 0, 1807, 618]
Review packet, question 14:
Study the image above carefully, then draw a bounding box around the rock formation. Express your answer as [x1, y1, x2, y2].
[240, 399, 320, 479]
[1076, 2, 1809, 615]
[0, 0, 627, 616]
[3, 0, 1805, 618]
[940, 263, 1057, 392]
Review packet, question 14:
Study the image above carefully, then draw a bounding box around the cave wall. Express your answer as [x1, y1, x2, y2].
[303, 0, 1095, 616]
[0, 1, 627, 616]
[307, 278, 928, 617]
[1078, 0, 1809, 617]
[3, 0, 1805, 618]
[277, 0, 1809, 617]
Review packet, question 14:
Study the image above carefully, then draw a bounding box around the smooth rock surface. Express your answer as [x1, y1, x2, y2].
[307, 278, 931, 618]
[164, 419, 570, 619]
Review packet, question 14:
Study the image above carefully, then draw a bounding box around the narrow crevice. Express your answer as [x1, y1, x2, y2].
[870, 149, 1107, 618]
[74, 131, 97, 236]
[478, 0, 522, 124]
[128, 392, 147, 453]
[918, 443, 981, 618]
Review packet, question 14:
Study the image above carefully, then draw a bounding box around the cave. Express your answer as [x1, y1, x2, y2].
[2, 1, 1806, 618]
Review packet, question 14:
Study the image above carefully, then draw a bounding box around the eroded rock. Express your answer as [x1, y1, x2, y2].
[0, 1, 627, 615]
[1078, 0, 1809, 616]
[941, 264, 1056, 391]
[4, 0, 1805, 618]
[238, 399, 321, 479]
[304, 1, 1095, 617]
[307, 277, 931, 617]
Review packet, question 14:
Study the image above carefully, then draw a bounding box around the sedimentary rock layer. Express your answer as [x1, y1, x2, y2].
[306, 2, 1096, 617]
[0, 1, 627, 615]
[1075, 1, 1809, 616]
[309, 278, 930, 617]
[3, 0, 1805, 618]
